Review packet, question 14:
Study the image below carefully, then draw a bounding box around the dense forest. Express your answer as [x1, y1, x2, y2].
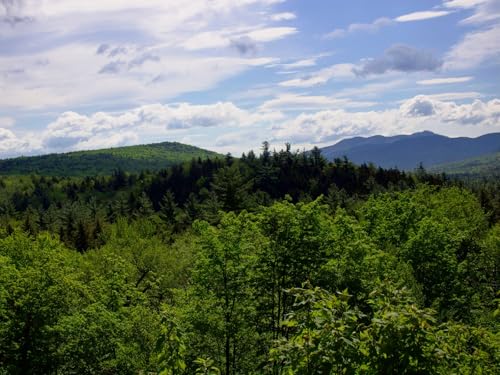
[0, 142, 499, 374]
[430, 152, 500, 179]
[0, 142, 220, 177]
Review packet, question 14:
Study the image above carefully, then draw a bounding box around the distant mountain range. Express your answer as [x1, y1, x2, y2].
[320, 131, 500, 171]
[0, 142, 220, 176]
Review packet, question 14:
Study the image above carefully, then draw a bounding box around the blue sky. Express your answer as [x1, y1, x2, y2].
[0, 0, 499, 157]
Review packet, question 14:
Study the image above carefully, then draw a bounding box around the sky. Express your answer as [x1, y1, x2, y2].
[0, 0, 499, 157]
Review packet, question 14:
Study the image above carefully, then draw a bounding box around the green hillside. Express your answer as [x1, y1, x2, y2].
[430, 152, 500, 179]
[0, 142, 221, 176]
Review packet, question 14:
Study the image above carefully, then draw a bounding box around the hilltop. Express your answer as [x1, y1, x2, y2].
[0, 141, 220, 176]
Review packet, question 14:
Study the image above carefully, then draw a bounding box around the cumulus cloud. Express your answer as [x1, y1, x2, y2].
[0, 127, 33, 157]
[355, 45, 442, 76]
[1, 96, 499, 157]
[272, 110, 390, 144]
[400, 96, 437, 117]
[272, 96, 500, 144]
[34, 102, 283, 154]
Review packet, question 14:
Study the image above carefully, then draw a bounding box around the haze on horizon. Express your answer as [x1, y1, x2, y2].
[1, 0, 499, 158]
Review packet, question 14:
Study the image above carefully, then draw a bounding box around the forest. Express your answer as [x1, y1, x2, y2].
[0, 142, 499, 374]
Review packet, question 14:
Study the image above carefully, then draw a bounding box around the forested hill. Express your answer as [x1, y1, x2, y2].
[430, 151, 500, 179]
[320, 131, 500, 170]
[0, 141, 220, 176]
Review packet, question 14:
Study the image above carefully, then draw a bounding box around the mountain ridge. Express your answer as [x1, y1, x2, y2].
[320, 131, 500, 170]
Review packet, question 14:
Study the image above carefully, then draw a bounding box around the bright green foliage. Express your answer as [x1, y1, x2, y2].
[188, 212, 264, 374]
[361, 284, 442, 374]
[194, 358, 221, 375]
[0, 154, 499, 374]
[0, 231, 174, 374]
[269, 283, 365, 374]
[254, 198, 333, 341]
[156, 309, 187, 375]
[271, 282, 499, 375]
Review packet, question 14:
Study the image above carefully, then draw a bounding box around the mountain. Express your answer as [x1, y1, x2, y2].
[320, 131, 500, 170]
[429, 152, 500, 179]
[0, 142, 221, 176]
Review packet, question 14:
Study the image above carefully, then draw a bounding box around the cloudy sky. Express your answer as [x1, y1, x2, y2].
[0, 0, 499, 157]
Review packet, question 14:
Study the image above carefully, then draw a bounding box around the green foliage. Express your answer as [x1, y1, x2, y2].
[269, 283, 365, 374]
[194, 358, 221, 375]
[0, 146, 499, 374]
[156, 309, 187, 375]
[0, 142, 220, 176]
[271, 282, 500, 375]
[430, 152, 500, 179]
[188, 212, 264, 374]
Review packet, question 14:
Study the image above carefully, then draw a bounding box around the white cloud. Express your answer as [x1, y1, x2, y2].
[0, 127, 33, 158]
[0, 0, 295, 111]
[270, 12, 296, 21]
[1, 96, 499, 157]
[0, 117, 15, 128]
[260, 93, 376, 111]
[444, 24, 500, 69]
[272, 96, 500, 145]
[336, 79, 408, 99]
[417, 91, 481, 101]
[395, 11, 451, 22]
[279, 58, 317, 70]
[444, 0, 499, 24]
[279, 63, 355, 87]
[272, 109, 394, 144]
[246, 27, 297, 42]
[443, 0, 488, 8]
[324, 17, 393, 39]
[324, 8, 451, 40]
[401, 95, 500, 125]
[0, 101, 284, 156]
[417, 76, 473, 85]
[181, 26, 297, 51]
[0, 43, 276, 109]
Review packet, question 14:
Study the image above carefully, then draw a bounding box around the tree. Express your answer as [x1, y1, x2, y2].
[211, 166, 251, 212]
[159, 190, 179, 226]
[190, 213, 263, 374]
